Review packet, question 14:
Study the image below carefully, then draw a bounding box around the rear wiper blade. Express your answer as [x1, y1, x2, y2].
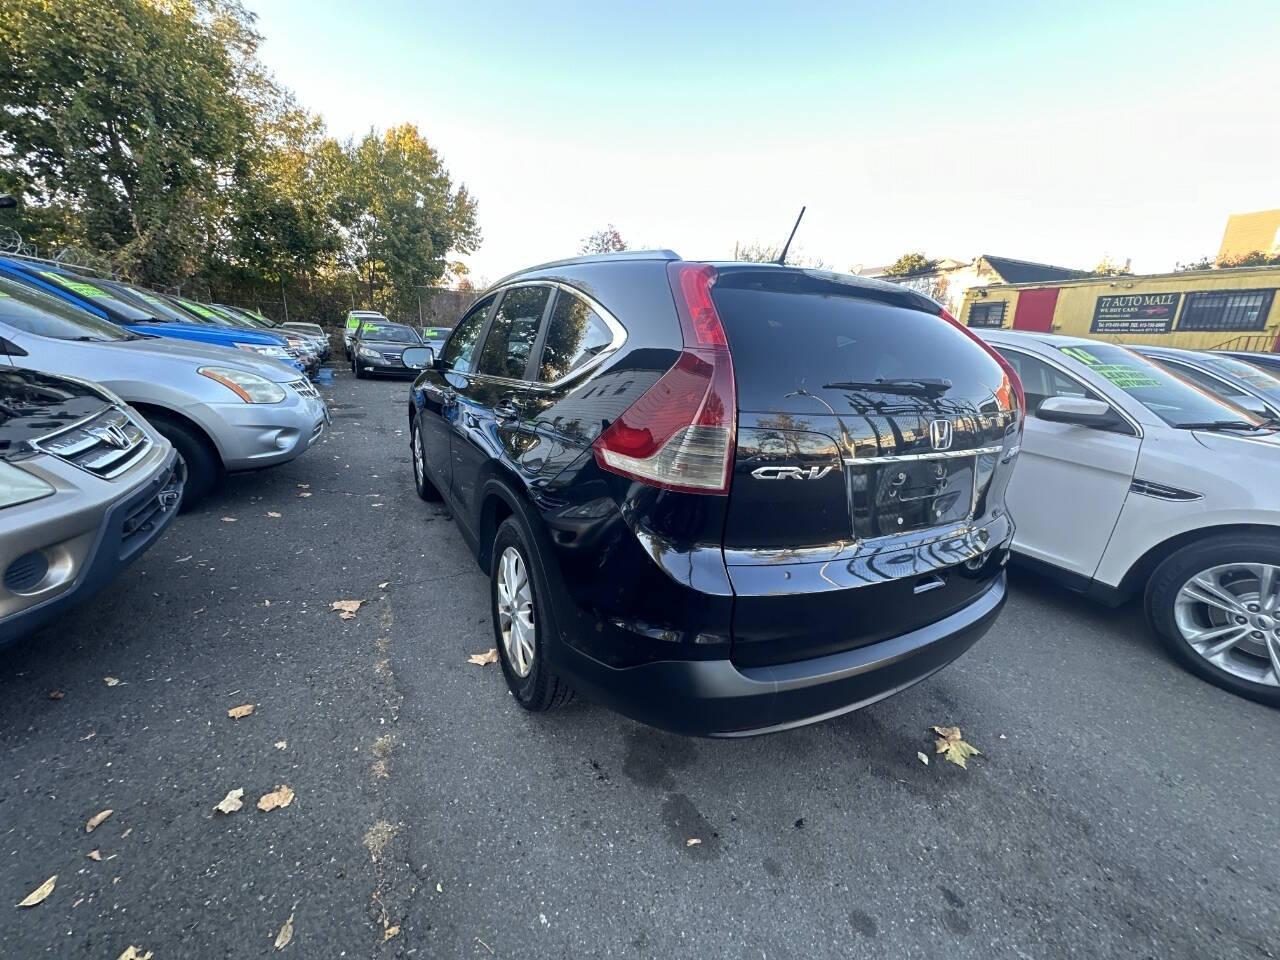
[822, 377, 953, 396]
[1172, 419, 1269, 431]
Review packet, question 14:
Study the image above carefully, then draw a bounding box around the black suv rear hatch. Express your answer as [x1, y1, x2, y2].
[712, 267, 1017, 667]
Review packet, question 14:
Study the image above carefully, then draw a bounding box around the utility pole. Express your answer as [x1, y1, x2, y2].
[280, 277, 290, 323]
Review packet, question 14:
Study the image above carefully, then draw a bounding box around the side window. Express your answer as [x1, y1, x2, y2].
[995, 348, 1098, 415]
[440, 295, 495, 372]
[1158, 360, 1252, 406]
[537, 291, 615, 382]
[476, 286, 551, 380]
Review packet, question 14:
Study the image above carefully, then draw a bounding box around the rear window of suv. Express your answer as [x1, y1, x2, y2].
[710, 270, 1005, 411]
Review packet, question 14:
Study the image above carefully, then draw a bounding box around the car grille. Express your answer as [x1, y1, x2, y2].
[33, 408, 151, 479]
[288, 378, 320, 400]
[380, 351, 403, 365]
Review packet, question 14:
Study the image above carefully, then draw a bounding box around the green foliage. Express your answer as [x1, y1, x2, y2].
[0, 0, 481, 325]
[1174, 256, 1215, 272]
[1217, 249, 1280, 268]
[884, 252, 937, 276]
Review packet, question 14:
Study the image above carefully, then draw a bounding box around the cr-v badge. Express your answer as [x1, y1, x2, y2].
[751, 465, 836, 480]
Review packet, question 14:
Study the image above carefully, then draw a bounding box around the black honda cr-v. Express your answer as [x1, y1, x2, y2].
[404, 251, 1023, 736]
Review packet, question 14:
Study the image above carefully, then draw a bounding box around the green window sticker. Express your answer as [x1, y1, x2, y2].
[39, 271, 108, 299]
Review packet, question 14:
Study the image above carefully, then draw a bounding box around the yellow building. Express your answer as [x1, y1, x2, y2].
[1218, 209, 1280, 261]
[958, 265, 1280, 353]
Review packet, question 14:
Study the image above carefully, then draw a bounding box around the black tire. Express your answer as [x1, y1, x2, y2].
[147, 414, 222, 511]
[411, 415, 442, 501]
[490, 516, 574, 712]
[353, 357, 365, 378]
[1146, 532, 1280, 708]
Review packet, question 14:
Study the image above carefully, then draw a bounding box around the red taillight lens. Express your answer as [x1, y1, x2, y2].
[939, 309, 1025, 421]
[591, 263, 737, 494]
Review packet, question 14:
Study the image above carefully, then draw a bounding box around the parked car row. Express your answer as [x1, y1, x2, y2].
[400, 251, 1280, 736]
[0, 255, 331, 646]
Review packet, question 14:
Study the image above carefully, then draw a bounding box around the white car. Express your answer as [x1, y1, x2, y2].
[979, 330, 1280, 706]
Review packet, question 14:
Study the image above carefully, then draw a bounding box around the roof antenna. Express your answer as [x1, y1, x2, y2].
[776, 205, 806, 265]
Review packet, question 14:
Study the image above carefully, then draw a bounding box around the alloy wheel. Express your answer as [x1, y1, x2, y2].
[412, 425, 424, 489]
[496, 545, 535, 677]
[1174, 562, 1280, 687]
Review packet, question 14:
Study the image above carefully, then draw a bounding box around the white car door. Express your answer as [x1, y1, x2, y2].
[994, 346, 1142, 578]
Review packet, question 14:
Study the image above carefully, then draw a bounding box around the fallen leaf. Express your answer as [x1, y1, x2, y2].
[87, 850, 102, 861]
[16, 875, 55, 907]
[297, 491, 312, 499]
[383, 925, 400, 942]
[48, 689, 64, 700]
[266, 511, 281, 518]
[932, 725, 981, 769]
[175, 555, 192, 563]
[220, 516, 237, 523]
[117, 949, 152, 960]
[258, 785, 295, 812]
[214, 788, 245, 814]
[917, 751, 930, 766]
[435, 882, 442, 893]
[104, 677, 120, 687]
[685, 837, 701, 847]
[378, 581, 389, 589]
[296, 483, 310, 489]
[120, 827, 132, 839]
[79, 731, 96, 742]
[330, 599, 363, 620]
[86, 809, 113, 833]
[467, 648, 498, 666]
[274, 740, 287, 750]
[274, 908, 295, 950]
[227, 703, 255, 720]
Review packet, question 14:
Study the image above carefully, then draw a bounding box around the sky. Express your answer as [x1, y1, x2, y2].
[251, 0, 1280, 284]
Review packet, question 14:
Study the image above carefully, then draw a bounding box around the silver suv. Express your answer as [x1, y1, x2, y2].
[1, 367, 184, 644]
[0, 276, 328, 506]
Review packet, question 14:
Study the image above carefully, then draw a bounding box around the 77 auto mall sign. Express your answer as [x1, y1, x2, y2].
[1090, 292, 1181, 334]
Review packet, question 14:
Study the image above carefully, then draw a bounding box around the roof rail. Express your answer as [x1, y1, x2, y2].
[488, 249, 681, 290]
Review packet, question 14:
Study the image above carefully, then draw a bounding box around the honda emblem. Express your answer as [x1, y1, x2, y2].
[929, 419, 953, 451]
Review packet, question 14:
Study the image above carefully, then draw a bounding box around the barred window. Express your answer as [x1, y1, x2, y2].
[1177, 289, 1274, 332]
[968, 302, 1007, 328]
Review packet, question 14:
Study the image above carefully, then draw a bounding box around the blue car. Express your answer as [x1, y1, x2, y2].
[0, 257, 305, 373]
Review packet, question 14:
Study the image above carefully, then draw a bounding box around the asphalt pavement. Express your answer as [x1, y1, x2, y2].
[2, 366, 1277, 959]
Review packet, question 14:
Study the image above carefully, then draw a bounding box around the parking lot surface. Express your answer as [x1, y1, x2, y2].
[2, 368, 1277, 959]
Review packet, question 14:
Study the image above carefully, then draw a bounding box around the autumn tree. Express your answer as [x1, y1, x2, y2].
[884, 252, 938, 276]
[1092, 255, 1132, 276]
[579, 225, 627, 255]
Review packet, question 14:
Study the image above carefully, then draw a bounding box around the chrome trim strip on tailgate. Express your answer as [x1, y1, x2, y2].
[843, 445, 1003, 466]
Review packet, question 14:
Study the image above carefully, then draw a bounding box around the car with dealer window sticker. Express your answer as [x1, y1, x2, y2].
[980, 329, 1280, 706]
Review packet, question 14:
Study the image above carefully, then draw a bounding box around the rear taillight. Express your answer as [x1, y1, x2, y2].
[591, 262, 737, 494]
[939, 309, 1025, 421]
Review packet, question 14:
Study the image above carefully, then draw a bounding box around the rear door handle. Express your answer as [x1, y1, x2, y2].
[494, 398, 521, 422]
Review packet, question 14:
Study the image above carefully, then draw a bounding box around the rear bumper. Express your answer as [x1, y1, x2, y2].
[555, 573, 1006, 737]
[0, 451, 184, 645]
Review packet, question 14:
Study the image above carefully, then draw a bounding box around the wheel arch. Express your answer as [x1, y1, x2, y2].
[475, 465, 536, 571]
[1116, 523, 1280, 603]
[129, 402, 223, 467]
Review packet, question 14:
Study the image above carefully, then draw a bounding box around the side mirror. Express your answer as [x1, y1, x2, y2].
[0, 336, 27, 356]
[401, 346, 435, 370]
[1036, 396, 1125, 430]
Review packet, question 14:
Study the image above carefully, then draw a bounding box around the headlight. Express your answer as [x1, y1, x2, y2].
[0, 461, 55, 510]
[198, 366, 287, 403]
[236, 343, 291, 360]
[358, 346, 381, 360]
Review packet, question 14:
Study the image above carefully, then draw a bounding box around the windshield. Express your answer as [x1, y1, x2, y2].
[107, 283, 201, 326]
[35, 269, 156, 322]
[1193, 353, 1280, 403]
[172, 296, 234, 326]
[1057, 343, 1263, 428]
[361, 323, 419, 342]
[0, 275, 134, 342]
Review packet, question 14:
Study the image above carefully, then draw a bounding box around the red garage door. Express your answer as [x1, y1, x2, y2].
[1013, 288, 1059, 332]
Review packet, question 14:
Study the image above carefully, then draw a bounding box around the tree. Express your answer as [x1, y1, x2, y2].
[1174, 256, 1215, 272]
[579, 225, 627, 255]
[0, 0, 256, 282]
[884, 252, 938, 276]
[1218, 250, 1280, 268]
[733, 240, 830, 269]
[1092, 255, 1131, 276]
